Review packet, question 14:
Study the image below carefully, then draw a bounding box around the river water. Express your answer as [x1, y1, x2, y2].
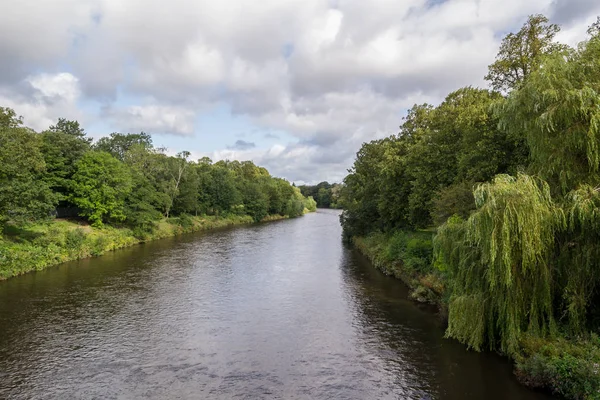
[0, 210, 552, 399]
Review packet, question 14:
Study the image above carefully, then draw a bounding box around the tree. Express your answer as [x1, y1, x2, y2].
[0, 121, 56, 226]
[436, 174, 561, 354]
[163, 151, 190, 218]
[123, 169, 163, 235]
[340, 139, 388, 237]
[495, 32, 598, 192]
[587, 16, 600, 38]
[485, 15, 562, 92]
[207, 164, 240, 216]
[431, 181, 475, 226]
[40, 122, 91, 206]
[94, 132, 153, 161]
[70, 151, 133, 227]
[0, 107, 23, 129]
[241, 180, 270, 222]
[49, 118, 91, 143]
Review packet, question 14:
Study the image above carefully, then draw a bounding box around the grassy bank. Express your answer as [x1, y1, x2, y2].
[0, 213, 290, 280]
[352, 232, 600, 400]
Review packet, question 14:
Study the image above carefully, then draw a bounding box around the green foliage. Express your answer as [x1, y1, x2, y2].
[303, 195, 317, 213]
[340, 18, 600, 398]
[176, 213, 194, 229]
[40, 124, 91, 205]
[517, 335, 600, 399]
[298, 182, 342, 208]
[65, 228, 87, 250]
[0, 106, 23, 128]
[0, 119, 56, 226]
[431, 182, 476, 226]
[485, 14, 563, 92]
[49, 118, 91, 143]
[94, 132, 153, 161]
[496, 32, 600, 192]
[70, 151, 133, 227]
[341, 87, 522, 235]
[436, 174, 562, 354]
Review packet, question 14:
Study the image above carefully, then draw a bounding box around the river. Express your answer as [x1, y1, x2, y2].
[0, 210, 552, 399]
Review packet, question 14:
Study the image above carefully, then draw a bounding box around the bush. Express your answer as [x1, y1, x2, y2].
[65, 228, 87, 250]
[404, 238, 433, 272]
[517, 335, 600, 399]
[382, 231, 433, 273]
[176, 213, 195, 229]
[91, 235, 109, 256]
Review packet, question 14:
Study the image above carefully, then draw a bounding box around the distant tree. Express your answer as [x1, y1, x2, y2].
[162, 151, 190, 218]
[94, 132, 153, 161]
[207, 165, 240, 216]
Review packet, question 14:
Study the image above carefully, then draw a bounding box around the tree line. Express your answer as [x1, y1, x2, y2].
[298, 181, 342, 208]
[0, 109, 316, 237]
[340, 15, 600, 398]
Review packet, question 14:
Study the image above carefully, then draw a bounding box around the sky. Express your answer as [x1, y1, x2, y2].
[1, 0, 599, 184]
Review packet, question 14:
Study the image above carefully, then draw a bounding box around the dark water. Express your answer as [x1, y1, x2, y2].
[0, 210, 552, 399]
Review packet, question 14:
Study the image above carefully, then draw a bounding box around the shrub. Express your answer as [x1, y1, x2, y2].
[91, 236, 109, 256]
[177, 213, 195, 229]
[517, 335, 600, 399]
[65, 228, 87, 250]
[404, 238, 433, 272]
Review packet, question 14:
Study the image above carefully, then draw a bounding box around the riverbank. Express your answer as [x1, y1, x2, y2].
[352, 232, 600, 400]
[0, 213, 295, 280]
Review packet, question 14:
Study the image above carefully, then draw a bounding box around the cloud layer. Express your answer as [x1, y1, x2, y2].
[1, 0, 599, 183]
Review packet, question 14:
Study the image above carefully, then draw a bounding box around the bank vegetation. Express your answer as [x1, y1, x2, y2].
[340, 15, 600, 399]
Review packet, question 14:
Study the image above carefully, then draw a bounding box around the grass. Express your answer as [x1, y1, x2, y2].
[0, 213, 287, 280]
[516, 335, 600, 399]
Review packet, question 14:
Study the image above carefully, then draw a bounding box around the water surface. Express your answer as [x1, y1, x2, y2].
[0, 210, 552, 399]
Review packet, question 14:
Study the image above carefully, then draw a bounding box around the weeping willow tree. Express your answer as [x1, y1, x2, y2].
[558, 185, 600, 333]
[495, 28, 600, 193]
[436, 174, 564, 355]
[436, 27, 600, 355]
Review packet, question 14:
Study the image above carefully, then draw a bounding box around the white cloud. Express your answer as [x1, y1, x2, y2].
[27, 73, 80, 102]
[0, 72, 83, 131]
[102, 104, 196, 136]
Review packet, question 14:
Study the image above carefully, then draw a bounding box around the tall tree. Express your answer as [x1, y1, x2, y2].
[41, 119, 92, 207]
[485, 14, 562, 92]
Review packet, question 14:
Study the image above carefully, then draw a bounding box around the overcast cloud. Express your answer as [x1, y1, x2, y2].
[1, 0, 599, 184]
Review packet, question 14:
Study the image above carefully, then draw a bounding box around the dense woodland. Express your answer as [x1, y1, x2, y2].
[340, 15, 600, 399]
[0, 109, 316, 237]
[298, 182, 342, 208]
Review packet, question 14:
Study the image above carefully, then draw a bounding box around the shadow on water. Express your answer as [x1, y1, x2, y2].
[0, 210, 554, 399]
[338, 245, 552, 400]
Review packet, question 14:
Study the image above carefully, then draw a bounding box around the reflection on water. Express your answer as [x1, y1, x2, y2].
[0, 210, 552, 399]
